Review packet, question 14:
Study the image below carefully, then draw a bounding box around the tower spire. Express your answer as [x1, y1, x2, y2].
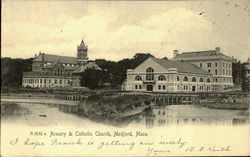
[77, 39, 88, 66]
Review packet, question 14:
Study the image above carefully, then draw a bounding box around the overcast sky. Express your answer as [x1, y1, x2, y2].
[2, 0, 250, 61]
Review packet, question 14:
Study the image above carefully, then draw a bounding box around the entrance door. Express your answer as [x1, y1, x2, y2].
[192, 86, 196, 92]
[147, 85, 153, 91]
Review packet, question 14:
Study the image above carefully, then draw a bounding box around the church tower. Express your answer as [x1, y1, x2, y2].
[77, 40, 88, 66]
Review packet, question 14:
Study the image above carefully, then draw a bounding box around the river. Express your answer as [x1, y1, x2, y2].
[1, 97, 249, 128]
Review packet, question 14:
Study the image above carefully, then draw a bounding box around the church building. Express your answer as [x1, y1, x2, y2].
[22, 40, 101, 88]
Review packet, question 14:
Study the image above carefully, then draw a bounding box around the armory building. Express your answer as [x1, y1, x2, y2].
[124, 47, 233, 92]
[22, 40, 100, 88]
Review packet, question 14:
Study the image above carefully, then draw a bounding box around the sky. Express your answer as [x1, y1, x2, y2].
[2, 0, 250, 61]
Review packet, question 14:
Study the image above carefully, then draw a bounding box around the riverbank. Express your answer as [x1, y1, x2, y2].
[1, 102, 31, 118]
[195, 102, 249, 110]
[77, 94, 154, 126]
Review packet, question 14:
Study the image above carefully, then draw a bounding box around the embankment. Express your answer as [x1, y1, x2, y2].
[1, 102, 31, 118]
[77, 94, 154, 126]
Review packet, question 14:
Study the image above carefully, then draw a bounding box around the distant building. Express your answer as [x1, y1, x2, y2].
[242, 58, 250, 91]
[22, 40, 101, 88]
[171, 47, 234, 91]
[124, 57, 213, 92]
[244, 58, 250, 79]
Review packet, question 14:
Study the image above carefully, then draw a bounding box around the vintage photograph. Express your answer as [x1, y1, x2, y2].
[1, 0, 250, 156]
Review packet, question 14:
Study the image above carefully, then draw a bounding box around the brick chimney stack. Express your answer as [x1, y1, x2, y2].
[215, 47, 220, 53]
[173, 50, 179, 57]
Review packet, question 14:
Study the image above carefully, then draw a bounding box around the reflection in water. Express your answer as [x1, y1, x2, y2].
[137, 105, 249, 128]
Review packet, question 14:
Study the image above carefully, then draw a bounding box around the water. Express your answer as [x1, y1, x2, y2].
[134, 105, 249, 128]
[1, 97, 249, 128]
[1, 102, 104, 128]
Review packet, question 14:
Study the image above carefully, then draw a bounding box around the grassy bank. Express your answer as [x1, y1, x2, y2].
[77, 94, 153, 126]
[196, 102, 249, 110]
[1, 102, 31, 118]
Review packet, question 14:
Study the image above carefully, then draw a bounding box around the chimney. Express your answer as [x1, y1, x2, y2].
[42, 53, 45, 67]
[173, 50, 179, 57]
[215, 47, 220, 53]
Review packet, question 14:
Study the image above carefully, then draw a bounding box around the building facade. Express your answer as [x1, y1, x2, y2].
[124, 57, 213, 92]
[22, 40, 101, 88]
[171, 47, 234, 91]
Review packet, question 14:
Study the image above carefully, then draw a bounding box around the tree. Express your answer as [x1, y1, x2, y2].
[80, 69, 106, 89]
[1, 57, 33, 87]
[131, 53, 154, 68]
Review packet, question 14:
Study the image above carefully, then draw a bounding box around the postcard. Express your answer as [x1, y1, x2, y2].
[1, 0, 249, 156]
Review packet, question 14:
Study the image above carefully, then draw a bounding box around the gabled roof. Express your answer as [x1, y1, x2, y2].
[150, 57, 211, 75]
[33, 53, 77, 64]
[172, 50, 232, 61]
[73, 62, 102, 73]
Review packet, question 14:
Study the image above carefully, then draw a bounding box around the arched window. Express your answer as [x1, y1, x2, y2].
[146, 67, 154, 73]
[192, 77, 196, 82]
[158, 75, 166, 81]
[135, 75, 142, 81]
[177, 76, 179, 81]
[199, 78, 203, 82]
[207, 78, 210, 83]
[183, 76, 188, 82]
[146, 67, 154, 81]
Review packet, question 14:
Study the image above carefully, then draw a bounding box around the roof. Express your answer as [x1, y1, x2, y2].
[172, 50, 233, 61]
[73, 62, 101, 73]
[33, 53, 77, 64]
[150, 57, 211, 75]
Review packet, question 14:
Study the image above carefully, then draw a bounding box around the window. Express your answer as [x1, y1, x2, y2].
[208, 69, 211, 73]
[192, 77, 196, 82]
[44, 79, 47, 83]
[59, 79, 62, 84]
[223, 69, 225, 75]
[40, 79, 42, 83]
[229, 64, 231, 68]
[163, 85, 166, 90]
[158, 85, 161, 90]
[215, 62, 217, 67]
[207, 78, 210, 83]
[223, 63, 225, 67]
[200, 63, 202, 67]
[146, 67, 154, 81]
[207, 63, 211, 67]
[139, 85, 142, 89]
[215, 78, 218, 82]
[184, 86, 188, 90]
[135, 75, 142, 81]
[135, 85, 138, 89]
[158, 75, 166, 81]
[183, 76, 188, 82]
[215, 69, 218, 75]
[199, 78, 203, 82]
[55, 79, 57, 84]
[177, 76, 179, 81]
[200, 86, 204, 90]
[49, 79, 51, 84]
